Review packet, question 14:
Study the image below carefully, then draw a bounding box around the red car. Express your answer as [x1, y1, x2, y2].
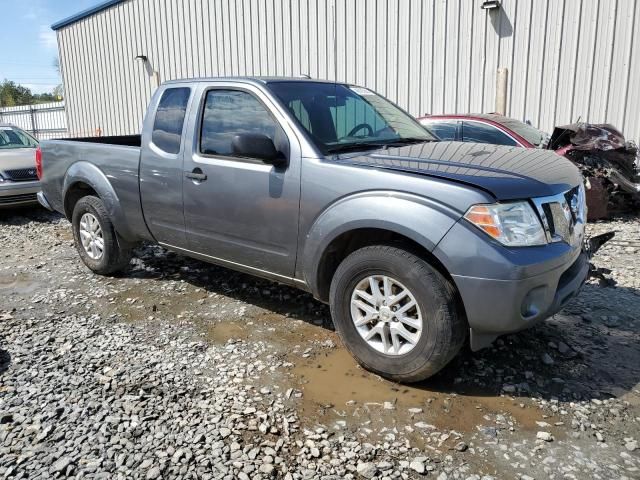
[418, 113, 548, 148]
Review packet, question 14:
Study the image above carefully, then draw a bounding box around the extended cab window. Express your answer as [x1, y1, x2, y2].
[152, 87, 191, 154]
[462, 121, 518, 146]
[200, 90, 279, 157]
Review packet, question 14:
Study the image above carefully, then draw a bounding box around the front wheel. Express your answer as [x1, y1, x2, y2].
[329, 245, 466, 383]
[71, 195, 132, 275]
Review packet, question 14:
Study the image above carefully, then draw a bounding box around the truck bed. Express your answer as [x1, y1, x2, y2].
[55, 135, 142, 147]
[39, 137, 151, 242]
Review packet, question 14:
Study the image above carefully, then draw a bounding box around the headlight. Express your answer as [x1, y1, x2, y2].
[0, 174, 5, 183]
[464, 201, 547, 246]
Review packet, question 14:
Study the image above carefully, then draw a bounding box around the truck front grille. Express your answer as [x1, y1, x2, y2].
[532, 185, 586, 247]
[3, 168, 38, 182]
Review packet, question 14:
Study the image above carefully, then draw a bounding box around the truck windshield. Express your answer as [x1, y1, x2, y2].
[267, 81, 435, 154]
[0, 126, 38, 149]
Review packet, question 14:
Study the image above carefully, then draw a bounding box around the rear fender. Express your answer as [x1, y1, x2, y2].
[63, 161, 131, 239]
[302, 191, 461, 296]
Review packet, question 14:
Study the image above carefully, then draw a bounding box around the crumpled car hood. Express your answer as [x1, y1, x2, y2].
[335, 141, 583, 200]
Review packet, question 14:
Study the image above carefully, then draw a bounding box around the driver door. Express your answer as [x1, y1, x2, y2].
[182, 85, 301, 278]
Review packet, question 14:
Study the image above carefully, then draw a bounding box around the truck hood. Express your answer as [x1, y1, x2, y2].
[337, 141, 583, 200]
[0, 147, 37, 172]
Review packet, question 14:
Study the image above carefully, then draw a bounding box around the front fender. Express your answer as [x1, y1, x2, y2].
[302, 190, 462, 295]
[63, 161, 131, 239]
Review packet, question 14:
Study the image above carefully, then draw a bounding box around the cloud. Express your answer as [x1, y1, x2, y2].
[39, 26, 57, 50]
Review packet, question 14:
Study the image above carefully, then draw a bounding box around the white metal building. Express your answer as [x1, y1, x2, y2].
[53, 0, 640, 141]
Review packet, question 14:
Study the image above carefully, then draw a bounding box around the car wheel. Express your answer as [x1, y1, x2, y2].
[329, 245, 466, 383]
[71, 195, 131, 275]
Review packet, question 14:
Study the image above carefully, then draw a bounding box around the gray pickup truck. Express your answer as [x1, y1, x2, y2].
[38, 77, 591, 382]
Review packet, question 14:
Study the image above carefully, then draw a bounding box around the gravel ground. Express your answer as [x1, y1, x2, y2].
[1, 208, 639, 480]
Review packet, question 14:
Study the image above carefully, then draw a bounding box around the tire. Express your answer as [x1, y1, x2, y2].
[329, 245, 466, 383]
[71, 195, 132, 275]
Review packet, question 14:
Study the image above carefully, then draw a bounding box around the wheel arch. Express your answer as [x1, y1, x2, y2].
[301, 192, 463, 303]
[62, 161, 133, 239]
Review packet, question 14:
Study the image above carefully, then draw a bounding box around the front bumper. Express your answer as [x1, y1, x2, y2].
[454, 251, 588, 350]
[434, 220, 590, 350]
[0, 181, 40, 208]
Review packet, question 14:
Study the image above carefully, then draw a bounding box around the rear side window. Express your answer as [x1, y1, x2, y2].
[422, 121, 458, 141]
[462, 121, 518, 146]
[152, 87, 191, 154]
[200, 89, 279, 157]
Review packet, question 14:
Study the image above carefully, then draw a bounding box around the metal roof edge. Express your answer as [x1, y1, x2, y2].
[51, 0, 124, 31]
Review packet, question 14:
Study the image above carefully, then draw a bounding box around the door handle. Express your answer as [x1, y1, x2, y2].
[185, 169, 207, 181]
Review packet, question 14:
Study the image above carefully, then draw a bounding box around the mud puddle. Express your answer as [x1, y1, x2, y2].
[205, 313, 330, 347]
[202, 312, 560, 446]
[0, 273, 42, 295]
[105, 284, 210, 323]
[289, 348, 561, 446]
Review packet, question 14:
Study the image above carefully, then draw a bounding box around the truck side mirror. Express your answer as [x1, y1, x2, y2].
[232, 133, 287, 167]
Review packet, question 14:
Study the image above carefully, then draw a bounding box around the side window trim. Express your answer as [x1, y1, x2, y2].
[195, 86, 287, 164]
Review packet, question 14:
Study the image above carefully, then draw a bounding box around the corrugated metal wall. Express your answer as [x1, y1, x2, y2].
[56, 0, 640, 141]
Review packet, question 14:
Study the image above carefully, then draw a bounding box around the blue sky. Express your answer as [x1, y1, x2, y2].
[0, 0, 100, 93]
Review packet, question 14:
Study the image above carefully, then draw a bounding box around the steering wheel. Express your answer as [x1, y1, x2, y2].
[347, 123, 374, 137]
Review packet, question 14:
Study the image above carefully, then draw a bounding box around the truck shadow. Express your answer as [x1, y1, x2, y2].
[129, 244, 333, 329]
[0, 207, 63, 225]
[129, 244, 640, 403]
[422, 283, 640, 402]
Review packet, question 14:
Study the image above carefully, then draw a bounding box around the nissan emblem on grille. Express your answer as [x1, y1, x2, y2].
[570, 192, 579, 215]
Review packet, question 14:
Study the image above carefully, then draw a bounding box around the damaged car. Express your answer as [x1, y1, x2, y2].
[419, 114, 639, 220]
[547, 123, 640, 220]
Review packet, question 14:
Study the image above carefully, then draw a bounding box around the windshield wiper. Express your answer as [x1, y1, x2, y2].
[379, 137, 434, 148]
[325, 142, 386, 154]
[326, 137, 433, 154]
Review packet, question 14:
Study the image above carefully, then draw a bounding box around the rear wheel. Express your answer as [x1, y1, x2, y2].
[329, 245, 466, 383]
[71, 196, 131, 275]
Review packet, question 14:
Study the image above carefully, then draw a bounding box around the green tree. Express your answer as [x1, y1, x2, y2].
[33, 92, 56, 103]
[0, 80, 34, 107]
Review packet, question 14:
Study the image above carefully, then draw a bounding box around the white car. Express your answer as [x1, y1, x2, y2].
[0, 123, 40, 208]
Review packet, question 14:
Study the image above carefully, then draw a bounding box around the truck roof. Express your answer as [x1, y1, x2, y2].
[162, 76, 345, 86]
